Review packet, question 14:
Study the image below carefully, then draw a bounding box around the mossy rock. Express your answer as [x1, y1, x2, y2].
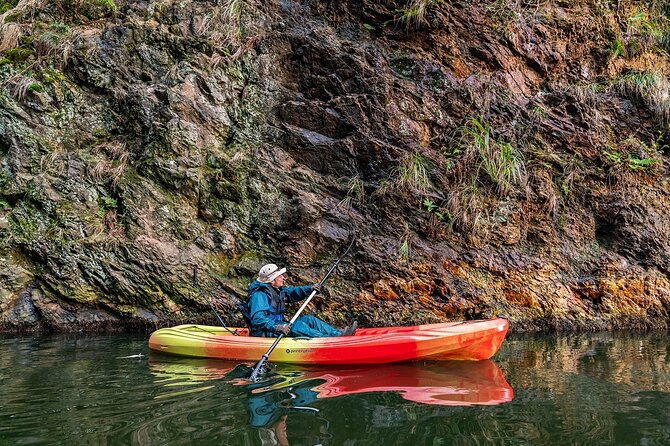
[81, 0, 117, 20]
[0, 0, 19, 14]
[3, 48, 36, 64]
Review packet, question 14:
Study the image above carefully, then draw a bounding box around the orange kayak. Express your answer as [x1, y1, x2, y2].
[148, 318, 508, 364]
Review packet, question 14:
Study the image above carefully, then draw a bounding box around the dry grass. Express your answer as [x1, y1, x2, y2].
[397, 223, 412, 263]
[337, 176, 365, 211]
[0, 22, 22, 52]
[458, 118, 526, 196]
[390, 152, 432, 193]
[0, 0, 44, 51]
[530, 168, 559, 219]
[39, 146, 67, 176]
[88, 142, 130, 188]
[486, 0, 548, 30]
[561, 82, 609, 142]
[445, 180, 484, 235]
[35, 27, 83, 68]
[11, 75, 36, 101]
[198, 0, 243, 54]
[399, 0, 437, 29]
[611, 69, 670, 124]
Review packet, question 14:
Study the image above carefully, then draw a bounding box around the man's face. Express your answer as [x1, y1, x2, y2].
[271, 274, 285, 288]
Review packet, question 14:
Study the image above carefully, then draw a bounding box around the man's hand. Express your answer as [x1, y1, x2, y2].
[312, 283, 322, 293]
[274, 324, 291, 335]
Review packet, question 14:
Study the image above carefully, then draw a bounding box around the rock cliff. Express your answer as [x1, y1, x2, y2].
[1, 0, 670, 332]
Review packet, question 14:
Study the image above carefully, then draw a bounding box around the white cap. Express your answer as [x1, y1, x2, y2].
[257, 263, 287, 283]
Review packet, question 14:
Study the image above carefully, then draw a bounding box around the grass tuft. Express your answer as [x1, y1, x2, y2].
[611, 70, 670, 124]
[397, 0, 442, 29]
[459, 118, 526, 196]
[337, 176, 365, 211]
[390, 152, 432, 193]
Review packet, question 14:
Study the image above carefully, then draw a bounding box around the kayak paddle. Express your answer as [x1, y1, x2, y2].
[248, 238, 355, 381]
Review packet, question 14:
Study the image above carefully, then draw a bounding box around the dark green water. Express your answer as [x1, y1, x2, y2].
[1, 331, 670, 445]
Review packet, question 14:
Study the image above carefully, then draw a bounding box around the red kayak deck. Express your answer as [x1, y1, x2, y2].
[149, 318, 508, 364]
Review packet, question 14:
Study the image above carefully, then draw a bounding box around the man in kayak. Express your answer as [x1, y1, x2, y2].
[246, 263, 357, 338]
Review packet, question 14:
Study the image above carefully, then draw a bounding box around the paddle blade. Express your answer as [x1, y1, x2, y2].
[249, 358, 269, 382]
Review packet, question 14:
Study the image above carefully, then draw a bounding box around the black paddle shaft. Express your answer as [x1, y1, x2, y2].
[248, 238, 355, 381]
[316, 238, 355, 289]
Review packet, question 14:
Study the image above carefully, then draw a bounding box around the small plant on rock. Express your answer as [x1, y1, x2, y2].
[398, 223, 411, 263]
[459, 118, 526, 196]
[397, 0, 444, 29]
[337, 176, 365, 210]
[601, 136, 661, 177]
[391, 152, 432, 193]
[609, 38, 625, 58]
[423, 198, 451, 239]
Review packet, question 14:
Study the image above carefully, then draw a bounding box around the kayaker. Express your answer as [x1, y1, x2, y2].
[246, 263, 357, 338]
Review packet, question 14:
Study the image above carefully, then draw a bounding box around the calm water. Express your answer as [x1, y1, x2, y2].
[1, 331, 670, 445]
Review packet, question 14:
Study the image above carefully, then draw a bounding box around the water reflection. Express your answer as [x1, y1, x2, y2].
[6, 332, 670, 445]
[243, 361, 514, 408]
[149, 357, 514, 433]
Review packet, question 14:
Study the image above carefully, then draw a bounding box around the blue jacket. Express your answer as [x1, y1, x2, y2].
[247, 280, 314, 337]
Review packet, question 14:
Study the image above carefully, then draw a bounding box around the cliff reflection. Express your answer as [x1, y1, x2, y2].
[500, 332, 670, 391]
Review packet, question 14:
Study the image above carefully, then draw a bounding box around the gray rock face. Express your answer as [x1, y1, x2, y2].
[0, 0, 669, 332]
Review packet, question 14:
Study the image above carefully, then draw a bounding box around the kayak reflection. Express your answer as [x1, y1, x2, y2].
[149, 356, 512, 411]
[241, 360, 513, 430]
[249, 360, 513, 406]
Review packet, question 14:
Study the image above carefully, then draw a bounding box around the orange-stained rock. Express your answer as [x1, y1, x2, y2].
[503, 289, 540, 309]
[373, 280, 400, 301]
[442, 261, 467, 277]
[410, 278, 433, 294]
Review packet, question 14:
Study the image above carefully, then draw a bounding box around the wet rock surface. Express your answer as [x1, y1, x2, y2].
[1, 0, 670, 332]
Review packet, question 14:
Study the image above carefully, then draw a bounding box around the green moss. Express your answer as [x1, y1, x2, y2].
[0, 167, 9, 189]
[390, 55, 416, 79]
[43, 66, 66, 84]
[92, 128, 108, 138]
[9, 203, 42, 242]
[49, 22, 70, 32]
[91, 0, 117, 12]
[80, 0, 117, 19]
[96, 196, 117, 217]
[3, 48, 36, 64]
[102, 198, 118, 211]
[0, 0, 18, 14]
